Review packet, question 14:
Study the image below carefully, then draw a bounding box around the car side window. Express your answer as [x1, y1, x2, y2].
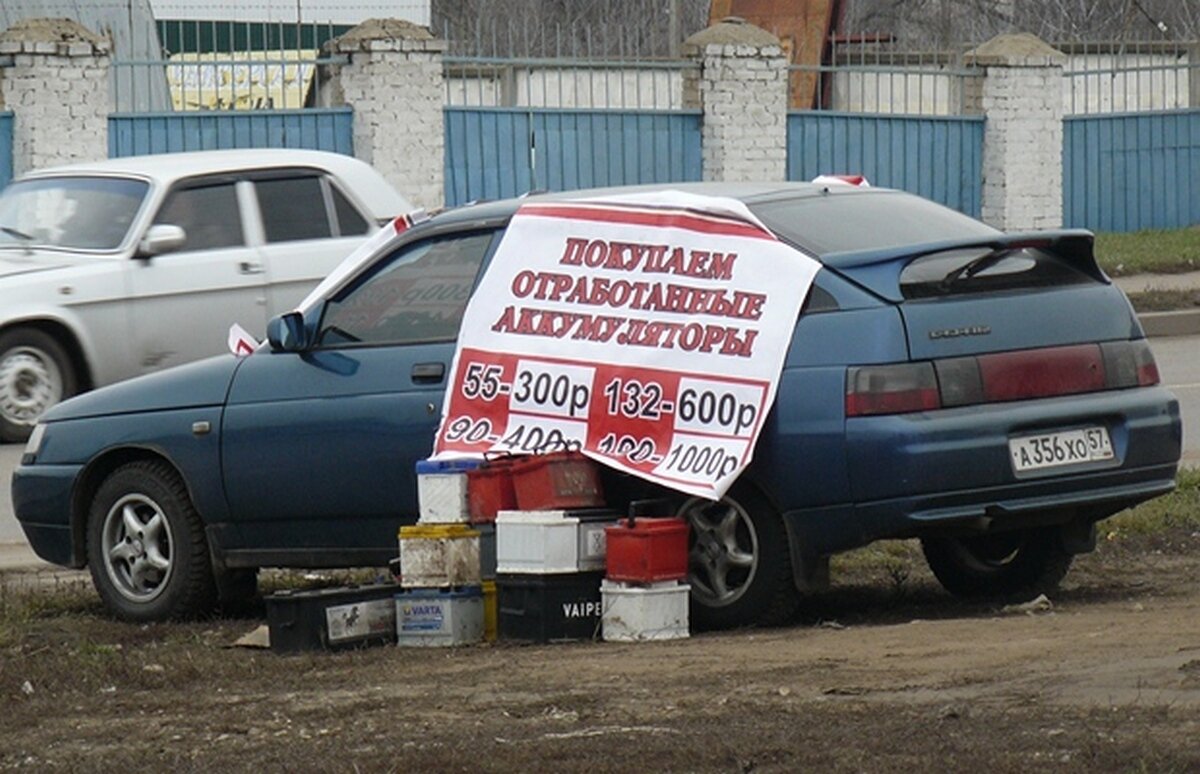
[153, 182, 243, 251]
[330, 184, 370, 235]
[256, 175, 333, 243]
[318, 231, 495, 347]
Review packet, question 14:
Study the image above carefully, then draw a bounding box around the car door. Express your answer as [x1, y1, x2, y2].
[219, 228, 500, 566]
[250, 172, 376, 317]
[129, 177, 269, 374]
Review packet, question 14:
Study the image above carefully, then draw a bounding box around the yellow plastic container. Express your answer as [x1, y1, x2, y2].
[482, 580, 497, 642]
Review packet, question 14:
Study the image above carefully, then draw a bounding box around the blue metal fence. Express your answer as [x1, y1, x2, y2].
[444, 107, 702, 206]
[787, 111, 985, 218]
[108, 108, 354, 158]
[0, 111, 13, 188]
[1063, 110, 1200, 232]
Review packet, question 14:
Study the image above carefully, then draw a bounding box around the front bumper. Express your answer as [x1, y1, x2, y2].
[11, 463, 84, 568]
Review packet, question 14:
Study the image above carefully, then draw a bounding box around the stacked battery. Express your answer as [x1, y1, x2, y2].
[473, 452, 617, 643]
[395, 460, 488, 646]
[601, 516, 691, 642]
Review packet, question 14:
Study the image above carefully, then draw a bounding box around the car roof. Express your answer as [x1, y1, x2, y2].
[431, 180, 877, 226]
[17, 149, 413, 222]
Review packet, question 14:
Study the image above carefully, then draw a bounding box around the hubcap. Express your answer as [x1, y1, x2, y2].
[680, 497, 758, 607]
[101, 494, 174, 603]
[0, 346, 63, 427]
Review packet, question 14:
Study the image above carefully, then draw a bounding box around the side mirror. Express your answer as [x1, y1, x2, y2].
[266, 311, 310, 352]
[138, 224, 186, 257]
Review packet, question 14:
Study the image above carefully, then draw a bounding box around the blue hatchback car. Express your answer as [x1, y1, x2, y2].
[12, 182, 1182, 627]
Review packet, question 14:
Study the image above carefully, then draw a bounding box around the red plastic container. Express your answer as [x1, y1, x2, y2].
[509, 451, 604, 511]
[467, 458, 518, 524]
[605, 517, 690, 584]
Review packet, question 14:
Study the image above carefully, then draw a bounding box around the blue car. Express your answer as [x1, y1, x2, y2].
[12, 183, 1181, 627]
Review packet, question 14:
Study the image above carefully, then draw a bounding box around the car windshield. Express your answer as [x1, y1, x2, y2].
[0, 176, 149, 251]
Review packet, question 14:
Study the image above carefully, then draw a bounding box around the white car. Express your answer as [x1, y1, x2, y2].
[0, 148, 412, 441]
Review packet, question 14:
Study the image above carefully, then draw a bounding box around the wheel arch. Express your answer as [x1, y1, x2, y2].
[0, 317, 96, 392]
[69, 446, 190, 567]
[739, 470, 831, 594]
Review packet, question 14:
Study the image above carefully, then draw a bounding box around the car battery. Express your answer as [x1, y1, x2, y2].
[601, 579, 691, 642]
[415, 458, 480, 523]
[496, 509, 620, 573]
[605, 517, 690, 584]
[475, 522, 497, 580]
[497, 571, 604, 643]
[509, 451, 604, 510]
[467, 457, 518, 523]
[398, 523, 482, 589]
[395, 586, 484, 647]
[265, 584, 399, 654]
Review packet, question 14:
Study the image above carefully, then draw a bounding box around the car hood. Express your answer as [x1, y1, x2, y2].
[0, 251, 75, 278]
[44, 355, 242, 422]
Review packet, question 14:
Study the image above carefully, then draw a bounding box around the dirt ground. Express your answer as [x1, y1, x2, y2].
[2, 529, 1199, 773]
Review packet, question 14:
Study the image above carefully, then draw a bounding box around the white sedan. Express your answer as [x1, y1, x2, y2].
[0, 148, 412, 441]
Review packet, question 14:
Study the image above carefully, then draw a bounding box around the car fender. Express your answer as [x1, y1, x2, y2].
[0, 303, 102, 387]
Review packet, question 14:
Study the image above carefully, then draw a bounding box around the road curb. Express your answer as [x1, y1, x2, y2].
[1138, 309, 1200, 338]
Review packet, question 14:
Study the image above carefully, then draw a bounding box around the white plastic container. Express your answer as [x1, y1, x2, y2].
[495, 509, 618, 574]
[601, 579, 690, 642]
[416, 459, 478, 523]
[398, 524, 481, 589]
[395, 587, 484, 647]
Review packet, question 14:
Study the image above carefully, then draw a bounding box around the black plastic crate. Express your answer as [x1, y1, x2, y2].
[265, 584, 399, 654]
[497, 571, 603, 643]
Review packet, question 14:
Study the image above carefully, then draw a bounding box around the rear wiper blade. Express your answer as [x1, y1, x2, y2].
[938, 247, 1018, 291]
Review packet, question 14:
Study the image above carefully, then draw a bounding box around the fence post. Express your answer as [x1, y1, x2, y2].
[682, 17, 788, 183]
[0, 19, 109, 176]
[963, 33, 1066, 231]
[325, 19, 447, 210]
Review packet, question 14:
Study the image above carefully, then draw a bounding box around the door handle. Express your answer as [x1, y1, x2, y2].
[412, 362, 445, 383]
[239, 261, 265, 275]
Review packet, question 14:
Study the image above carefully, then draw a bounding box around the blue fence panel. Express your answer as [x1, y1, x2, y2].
[108, 108, 354, 158]
[1064, 110, 1200, 232]
[787, 111, 984, 218]
[0, 111, 13, 188]
[445, 107, 702, 207]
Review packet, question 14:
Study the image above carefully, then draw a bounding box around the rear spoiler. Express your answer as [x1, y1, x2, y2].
[820, 229, 1105, 303]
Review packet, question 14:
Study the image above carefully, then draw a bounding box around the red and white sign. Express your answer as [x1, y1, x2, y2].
[433, 191, 820, 499]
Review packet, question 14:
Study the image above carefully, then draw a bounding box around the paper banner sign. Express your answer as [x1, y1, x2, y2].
[432, 190, 821, 500]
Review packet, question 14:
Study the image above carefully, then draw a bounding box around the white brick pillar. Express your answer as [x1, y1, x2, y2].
[0, 18, 110, 176]
[964, 33, 1066, 231]
[326, 18, 446, 210]
[683, 17, 788, 183]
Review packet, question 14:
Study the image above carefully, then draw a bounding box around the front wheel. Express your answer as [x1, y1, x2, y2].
[678, 485, 798, 629]
[921, 527, 1073, 600]
[87, 461, 217, 622]
[0, 328, 78, 442]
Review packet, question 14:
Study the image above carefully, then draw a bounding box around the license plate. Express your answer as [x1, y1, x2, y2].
[1009, 427, 1114, 474]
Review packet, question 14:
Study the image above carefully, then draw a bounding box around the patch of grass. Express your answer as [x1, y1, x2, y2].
[1094, 228, 1200, 277]
[1099, 467, 1200, 538]
[1125, 288, 1200, 312]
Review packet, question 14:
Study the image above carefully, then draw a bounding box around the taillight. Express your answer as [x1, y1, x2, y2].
[848, 339, 1159, 417]
[1101, 339, 1160, 387]
[846, 363, 940, 416]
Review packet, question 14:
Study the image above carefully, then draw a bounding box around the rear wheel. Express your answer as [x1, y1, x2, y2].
[921, 527, 1073, 600]
[678, 485, 798, 629]
[0, 328, 78, 442]
[87, 461, 217, 622]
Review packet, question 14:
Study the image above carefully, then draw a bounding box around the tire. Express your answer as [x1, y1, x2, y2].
[678, 485, 799, 629]
[0, 327, 78, 443]
[86, 461, 217, 622]
[921, 527, 1074, 600]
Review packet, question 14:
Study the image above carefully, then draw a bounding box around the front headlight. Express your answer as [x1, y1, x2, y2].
[22, 423, 46, 463]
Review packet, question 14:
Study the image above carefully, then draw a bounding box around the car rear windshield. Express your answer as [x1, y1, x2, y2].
[899, 246, 1097, 299]
[749, 191, 998, 256]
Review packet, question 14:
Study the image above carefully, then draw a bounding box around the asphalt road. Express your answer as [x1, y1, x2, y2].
[2, 333, 1198, 561]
